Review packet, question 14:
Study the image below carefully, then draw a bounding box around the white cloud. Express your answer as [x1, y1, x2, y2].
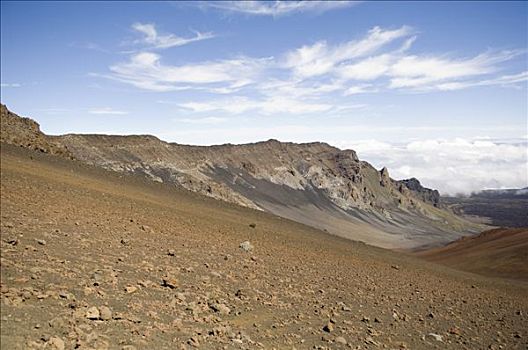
[107, 52, 267, 91]
[258, 78, 344, 98]
[89, 107, 128, 115]
[338, 54, 392, 80]
[203, 1, 356, 17]
[178, 96, 333, 115]
[343, 138, 528, 195]
[0, 83, 21, 88]
[284, 26, 413, 78]
[343, 85, 377, 95]
[99, 25, 526, 114]
[389, 50, 522, 90]
[435, 71, 528, 91]
[132, 22, 214, 49]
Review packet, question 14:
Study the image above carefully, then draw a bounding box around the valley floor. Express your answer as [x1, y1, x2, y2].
[1, 144, 527, 349]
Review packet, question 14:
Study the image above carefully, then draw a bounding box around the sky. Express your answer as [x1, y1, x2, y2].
[1, 1, 527, 195]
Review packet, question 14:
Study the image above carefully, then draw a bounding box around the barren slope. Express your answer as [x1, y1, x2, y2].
[1, 104, 483, 249]
[1, 144, 527, 349]
[417, 228, 528, 281]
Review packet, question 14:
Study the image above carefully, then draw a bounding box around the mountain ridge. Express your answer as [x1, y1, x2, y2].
[0, 103, 483, 248]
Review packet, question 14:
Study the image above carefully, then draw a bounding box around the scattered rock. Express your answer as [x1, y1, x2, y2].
[86, 306, 100, 320]
[239, 241, 254, 252]
[335, 336, 347, 345]
[188, 337, 200, 347]
[36, 239, 46, 245]
[323, 322, 334, 333]
[161, 276, 178, 289]
[99, 306, 112, 321]
[210, 303, 231, 315]
[426, 333, 443, 342]
[7, 238, 18, 246]
[167, 249, 176, 256]
[125, 286, 138, 294]
[47, 336, 65, 350]
[249, 223, 256, 228]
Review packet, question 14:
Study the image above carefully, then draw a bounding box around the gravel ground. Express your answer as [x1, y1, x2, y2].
[1, 145, 527, 349]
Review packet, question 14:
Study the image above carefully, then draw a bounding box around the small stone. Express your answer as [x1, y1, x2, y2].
[99, 306, 112, 321]
[391, 265, 400, 270]
[239, 241, 254, 252]
[58, 291, 73, 300]
[162, 276, 178, 289]
[335, 336, 347, 345]
[323, 322, 334, 333]
[210, 303, 231, 315]
[125, 286, 138, 294]
[167, 249, 176, 256]
[426, 333, 443, 342]
[47, 336, 65, 350]
[122, 346, 137, 350]
[249, 223, 256, 228]
[36, 239, 46, 245]
[86, 306, 100, 320]
[188, 337, 200, 347]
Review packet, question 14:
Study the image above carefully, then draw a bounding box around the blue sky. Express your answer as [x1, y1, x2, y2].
[1, 1, 527, 194]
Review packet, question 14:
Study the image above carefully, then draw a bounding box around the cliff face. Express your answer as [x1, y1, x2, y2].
[57, 135, 437, 212]
[0, 105, 482, 248]
[0, 104, 71, 157]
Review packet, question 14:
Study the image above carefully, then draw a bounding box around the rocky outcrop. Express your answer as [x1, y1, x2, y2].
[400, 178, 441, 207]
[1, 104, 72, 157]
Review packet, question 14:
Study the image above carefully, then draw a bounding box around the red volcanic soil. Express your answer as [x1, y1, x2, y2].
[417, 228, 528, 281]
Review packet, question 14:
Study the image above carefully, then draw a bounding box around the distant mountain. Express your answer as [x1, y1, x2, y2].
[442, 188, 528, 228]
[1, 104, 482, 248]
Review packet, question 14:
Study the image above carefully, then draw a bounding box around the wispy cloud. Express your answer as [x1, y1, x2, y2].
[435, 71, 528, 91]
[89, 107, 128, 115]
[98, 25, 526, 115]
[202, 1, 357, 17]
[132, 22, 214, 49]
[388, 50, 523, 90]
[0, 83, 22, 88]
[283, 26, 414, 78]
[106, 51, 267, 92]
[178, 96, 333, 115]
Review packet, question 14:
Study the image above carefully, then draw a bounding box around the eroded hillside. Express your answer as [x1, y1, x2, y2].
[1, 104, 483, 248]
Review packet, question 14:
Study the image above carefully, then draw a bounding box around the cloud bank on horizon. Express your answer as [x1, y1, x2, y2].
[1, 0, 527, 194]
